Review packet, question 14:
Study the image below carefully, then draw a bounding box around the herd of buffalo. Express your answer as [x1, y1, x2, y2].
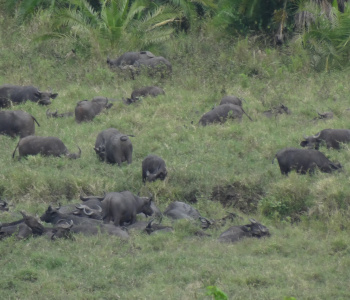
[1, 50, 349, 243]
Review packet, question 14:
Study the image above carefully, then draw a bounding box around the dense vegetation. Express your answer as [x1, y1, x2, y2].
[1, 1, 350, 299]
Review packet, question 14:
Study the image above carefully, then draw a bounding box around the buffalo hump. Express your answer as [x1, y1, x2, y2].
[0, 110, 40, 138]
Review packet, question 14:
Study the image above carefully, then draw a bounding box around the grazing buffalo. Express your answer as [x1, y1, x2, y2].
[300, 129, 350, 150]
[101, 191, 153, 226]
[0, 110, 40, 138]
[107, 51, 155, 68]
[129, 86, 165, 103]
[263, 104, 291, 118]
[46, 109, 73, 118]
[218, 219, 270, 243]
[75, 97, 113, 123]
[13, 136, 81, 160]
[219, 95, 245, 107]
[273, 147, 342, 175]
[164, 201, 201, 220]
[103, 133, 133, 166]
[142, 155, 167, 183]
[132, 57, 172, 78]
[199, 104, 252, 126]
[0, 85, 58, 107]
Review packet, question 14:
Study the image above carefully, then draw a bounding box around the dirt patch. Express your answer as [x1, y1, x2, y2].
[211, 182, 264, 213]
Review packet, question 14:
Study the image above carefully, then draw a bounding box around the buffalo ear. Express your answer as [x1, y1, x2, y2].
[34, 91, 41, 98]
[50, 93, 58, 99]
[300, 141, 308, 147]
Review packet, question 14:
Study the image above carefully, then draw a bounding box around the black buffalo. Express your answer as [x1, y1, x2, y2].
[219, 95, 245, 107]
[300, 129, 350, 150]
[13, 136, 81, 160]
[127, 86, 165, 104]
[75, 97, 113, 123]
[132, 56, 172, 78]
[46, 109, 73, 118]
[199, 104, 252, 126]
[0, 199, 9, 212]
[107, 51, 155, 68]
[0, 85, 58, 107]
[163, 201, 201, 220]
[0, 110, 40, 138]
[94, 128, 121, 161]
[263, 104, 291, 118]
[273, 147, 342, 175]
[101, 191, 153, 226]
[218, 219, 270, 243]
[103, 133, 133, 166]
[142, 155, 167, 183]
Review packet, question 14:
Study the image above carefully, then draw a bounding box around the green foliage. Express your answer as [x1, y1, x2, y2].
[206, 285, 228, 300]
[299, 2, 350, 71]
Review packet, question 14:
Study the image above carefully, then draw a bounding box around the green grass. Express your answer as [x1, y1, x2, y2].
[1, 8, 350, 300]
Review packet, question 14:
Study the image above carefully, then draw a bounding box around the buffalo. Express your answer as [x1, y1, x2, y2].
[13, 136, 81, 160]
[219, 95, 245, 107]
[263, 104, 291, 118]
[132, 57, 172, 78]
[101, 191, 153, 226]
[273, 147, 342, 175]
[75, 97, 113, 123]
[107, 51, 155, 68]
[0, 85, 58, 107]
[103, 133, 133, 166]
[142, 155, 167, 183]
[300, 129, 350, 150]
[126, 86, 165, 104]
[199, 104, 252, 126]
[0, 110, 40, 138]
[94, 128, 121, 161]
[46, 109, 73, 118]
[218, 219, 270, 243]
[163, 201, 201, 220]
[0, 199, 9, 212]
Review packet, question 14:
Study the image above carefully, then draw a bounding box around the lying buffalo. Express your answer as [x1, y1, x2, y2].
[142, 155, 167, 183]
[199, 104, 252, 126]
[75, 97, 113, 123]
[219, 95, 245, 107]
[263, 104, 291, 118]
[13, 136, 81, 160]
[218, 219, 270, 243]
[126, 86, 165, 104]
[46, 109, 73, 118]
[164, 201, 201, 220]
[0, 221, 32, 240]
[314, 111, 333, 121]
[132, 57, 172, 78]
[0, 85, 58, 107]
[300, 129, 350, 150]
[0, 110, 40, 138]
[101, 191, 153, 226]
[273, 147, 342, 175]
[107, 51, 155, 68]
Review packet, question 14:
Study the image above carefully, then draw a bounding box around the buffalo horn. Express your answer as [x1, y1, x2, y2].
[95, 205, 102, 213]
[249, 218, 257, 224]
[83, 207, 94, 216]
[313, 132, 321, 138]
[75, 204, 85, 209]
[57, 220, 74, 228]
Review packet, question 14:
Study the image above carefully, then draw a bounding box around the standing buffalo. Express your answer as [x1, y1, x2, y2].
[75, 97, 113, 123]
[273, 147, 342, 175]
[107, 51, 155, 68]
[0, 110, 40, 138]
[219, 95, 245, 107]
[104, 133, 133, 166]
[0, 85, 58, 107]
[142, 155, 167, 183]
[199, 104, 252, 126]
[94, 128, 121, 160]
[218, 219, 270, 243]
[101, 191, 153, 226]
[13, 136, 81, 159]
[300, 129, 350, 150]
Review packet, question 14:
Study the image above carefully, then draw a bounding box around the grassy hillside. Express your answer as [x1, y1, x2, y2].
[1, 11, 350, 300]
